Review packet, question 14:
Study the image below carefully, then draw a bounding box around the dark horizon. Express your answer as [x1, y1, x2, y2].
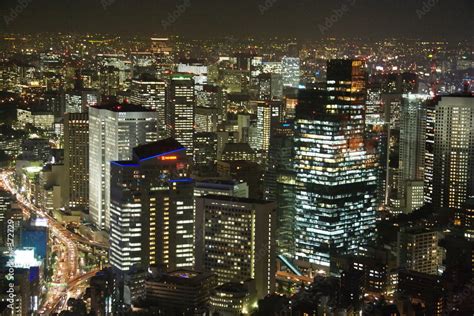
[0, 0, 472, 40]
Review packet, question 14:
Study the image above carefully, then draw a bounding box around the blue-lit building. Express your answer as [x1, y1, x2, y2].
[21, 225, 48, 260]
[110, 138, 194, 274]
[293, 60, 377, 268]
[109, 138, 194, 306]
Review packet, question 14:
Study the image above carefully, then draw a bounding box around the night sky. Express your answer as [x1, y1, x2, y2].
[0, 0, 472, 39]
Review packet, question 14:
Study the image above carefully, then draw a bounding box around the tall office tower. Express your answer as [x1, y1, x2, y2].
[196, 85, 222, 108]
[294, 60, 377, 267]
[195, 107, 218, 132]
[41, 91, 64, 118]
[195, 195, 276, 299]
[366, 88, 384, 125]
[151, 37, 172, 55]
[256, 101, 272, 157]
[432, 96, 474, 220]
[461, 199, 474, 241]
[63, 113, 89, 209]
[166, 74, 195, 158]
[194, 132, 217, 175]
[424, 99, 436, 205]
[89, 103, 158, 230]
[237, 114, 251, 143]
[264, 122, 296, 257]
[64, 91, 82, 113]
[130, 74, 167, 135]
[264, 121, 294, 201]
[151, 38, 173, 75]
[110, 138, 194, 273]
[257, 73, 283, 100]
[397, 227, 445, 276]
[65, 89, 101, 113]
[177, 61, 208, 85]
[397, 94, 429, 213]
[281, 57, 300, 88]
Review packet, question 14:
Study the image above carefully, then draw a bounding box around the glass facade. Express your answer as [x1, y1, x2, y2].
[294, 60, 377, 267]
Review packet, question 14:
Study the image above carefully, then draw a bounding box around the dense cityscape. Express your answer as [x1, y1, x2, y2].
[0, 1, 473, 315]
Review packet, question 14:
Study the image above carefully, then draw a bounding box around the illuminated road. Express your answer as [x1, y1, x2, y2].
[0, 170, 107, 314]
[50, 269, 101, 313]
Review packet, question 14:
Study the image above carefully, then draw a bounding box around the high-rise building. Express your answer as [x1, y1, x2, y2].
[193, 132, 217, 174]
[398, 94, 429, 213]
[166, 74, 195, 158]
[64, 112, 89, 209]
[263, 121, 292, 201]
[194, 179, 249, 199]
[461, 199, 474, 241]
[177, 61, 208, 85]
[256, 101, 272, 157]
[130, 74, 167, 136]
[294, 60, 377, 267]
[195, 106, 218, 132]
[151, 37, 172, 55]
[195, 195, 276, 299]
[281, 57, 300, 88]
[263, 122, 296, 257]
[257, 73, 283, 100]
[397, 227, 445, 275]
[432, 96, 474, 218]
[424, 99, 436, 205]
[220, 143, 257, 162]
[144, 269, 217, 315]
[64, 89, 100, 113]
[109, 138, 194, 272]
[89, 103, 158, 230]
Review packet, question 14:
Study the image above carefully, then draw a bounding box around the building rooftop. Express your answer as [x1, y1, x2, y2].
[133, 137, 186, 161]
[199, 194, 273, 205]
[147, 269, 215, 286]
[195, 179, 240, 187]
[91, 102, 153, 112]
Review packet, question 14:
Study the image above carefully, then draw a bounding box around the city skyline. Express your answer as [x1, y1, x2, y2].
[0, 2, 472, 314]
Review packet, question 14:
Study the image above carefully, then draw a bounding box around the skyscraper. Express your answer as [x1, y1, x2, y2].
[166, 73, 195, 158]
[424, 98, 436, 205]
[281, 57, 300, 88]
[109, 138, 194, 272]
[63, 112, 89, 209]
[432, 96, 474, 218]
[130, 74, 167, 136]
[397, 227, 445, 276]
[89, 103, 158, 230]
[195, 195, 276, 299]
[256, 101, 272, 157]
[398, 94, 429, 213]
[263, 121, 296, 257]
[294, 60, 377, 267]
